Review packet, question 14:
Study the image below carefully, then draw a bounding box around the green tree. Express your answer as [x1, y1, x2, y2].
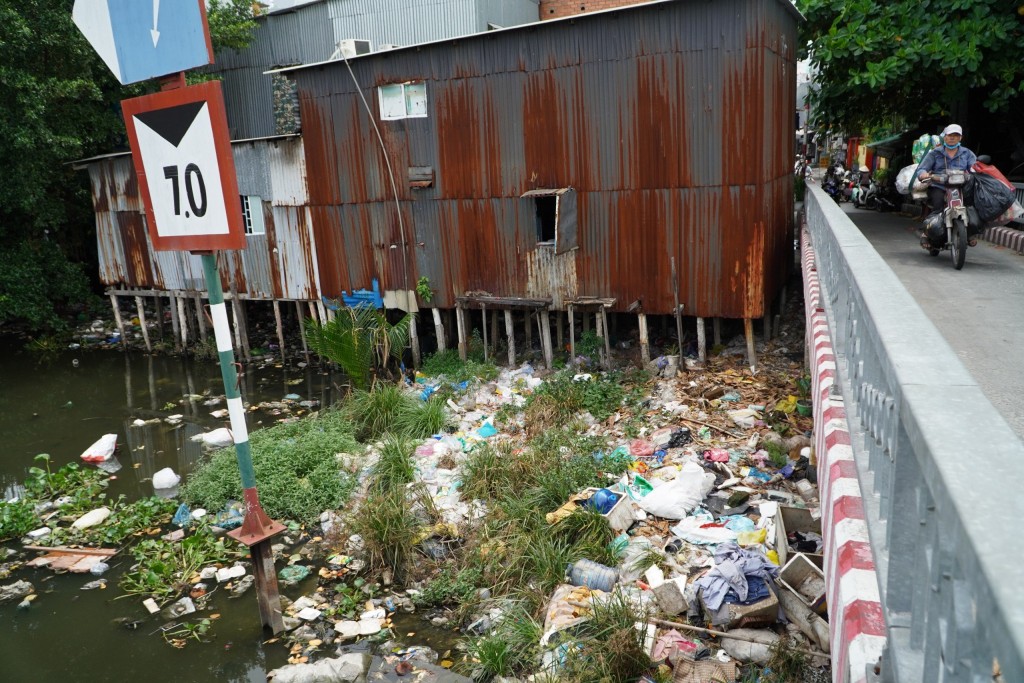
[305, 307, 412, 389]
[798, 0, 1024, 134]
[0, 1, 258, 334]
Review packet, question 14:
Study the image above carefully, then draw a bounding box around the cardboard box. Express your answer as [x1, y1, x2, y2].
[582, 487, 633, 533]
[702, 583, 779, 629]
[776, 504, 823, 568]
[779, 553, 827, 617]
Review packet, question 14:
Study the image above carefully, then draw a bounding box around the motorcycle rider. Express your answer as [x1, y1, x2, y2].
[915, 124, 977, 245]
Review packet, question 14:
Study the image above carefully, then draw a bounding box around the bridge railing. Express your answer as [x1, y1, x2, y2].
[804, 185, 1024, 682]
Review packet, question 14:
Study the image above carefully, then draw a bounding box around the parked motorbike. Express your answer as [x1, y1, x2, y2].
[856, 176, 897, 212]
[920, 170, 973, 270]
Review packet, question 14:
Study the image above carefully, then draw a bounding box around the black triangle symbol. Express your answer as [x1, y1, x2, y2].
[134, 101, 207, 148]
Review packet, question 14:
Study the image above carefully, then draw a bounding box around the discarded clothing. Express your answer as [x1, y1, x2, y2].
[693, 542, 778, 611]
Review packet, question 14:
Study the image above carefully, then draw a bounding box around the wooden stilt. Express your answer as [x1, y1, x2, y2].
[169, 294, 182, 351]
[177, 294, 189, 349]
[490, 308, 499, 356]
[540, 310, 554, 370]
[273, 300, 285, 363]
[317, 300, 329, 326]
[456, 305, 468, 361]
[600, 308, 612, 368]
[744, 317, 757, 371]
[763, 299, 772, 341]
[238, 299, 251, 361]
[504, 309, 515, 366]
[524, 310, 533, 351]
[154, 296, 165, 339]
[482, 306, 489, 362]
[409, 313, 421, 369]
[109, 293, 126, 350]
[713, 317, 721, 347]
[195, 295, 208, 344]
[595, 310, 605, 367]
[307, 301, 319, 326]
[556, 313, 564, 353]
[697, 317, 707, 362]
[638, 312, 650, 365]
[135, 295, 151, 352]
[568, 304, 576, 364]
[671, 257, 684, 366]
[296, 301, 310, 364]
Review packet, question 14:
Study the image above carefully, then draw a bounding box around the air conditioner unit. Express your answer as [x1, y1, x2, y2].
[334, 39, 371, 60]
[378, 44, 401, 51]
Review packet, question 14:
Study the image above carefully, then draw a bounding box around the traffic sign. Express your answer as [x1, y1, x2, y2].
[74, 0, 213, 85]
[122, 81, 245, 252]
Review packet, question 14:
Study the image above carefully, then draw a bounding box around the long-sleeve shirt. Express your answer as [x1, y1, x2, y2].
[914, 146, 977, 189]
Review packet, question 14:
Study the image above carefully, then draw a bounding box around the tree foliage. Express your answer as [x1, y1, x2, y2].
[305, 307, 413, 389]
[0, 1, 258, 333]
[797, 0, 1024, 134]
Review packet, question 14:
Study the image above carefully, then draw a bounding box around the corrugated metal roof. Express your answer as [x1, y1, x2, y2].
[293, 0, 798, 318]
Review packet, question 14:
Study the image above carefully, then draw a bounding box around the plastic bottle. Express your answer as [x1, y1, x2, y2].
[566, 559, 618, 592]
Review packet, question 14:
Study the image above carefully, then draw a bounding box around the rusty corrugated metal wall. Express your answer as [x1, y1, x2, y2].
[86, 138, 320, 301]
[292, 0, 797, 317]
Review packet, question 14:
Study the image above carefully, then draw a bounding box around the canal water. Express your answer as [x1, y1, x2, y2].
[0, 339, 346, 682]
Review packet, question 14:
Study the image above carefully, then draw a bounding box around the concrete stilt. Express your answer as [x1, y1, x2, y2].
[273, 300, 285, 363]
[109, 294, 126, 350]
[432, 308, 446, 352]
[568, 304, 576, 364]
[177, 295, 189, 349]
[540, 310, 554, 370]
[409, 312, 420, 368]
[638, 312, 650, 365]
[135, 295, 151, 352]
[697, 317, 707, 362]
[744, 318, 757, 371]
[505, 308, 515, 366]
[456, 305, 468, 361]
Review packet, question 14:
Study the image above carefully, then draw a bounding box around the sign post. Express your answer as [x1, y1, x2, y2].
[75, 0, 285, 634]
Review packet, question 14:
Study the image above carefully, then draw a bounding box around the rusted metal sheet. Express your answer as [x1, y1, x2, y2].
[289, 0, 797, 318]
[82, 137, 317, 300]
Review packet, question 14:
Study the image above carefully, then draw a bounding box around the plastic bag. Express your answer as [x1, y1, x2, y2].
[984, 200, 1024, 229]
[894, 164, 918, 195]
[968, 172, 1016, 223]
[635, 462, 715, 519]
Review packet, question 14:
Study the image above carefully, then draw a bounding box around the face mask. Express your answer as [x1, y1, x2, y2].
[944, 141, 960, 149]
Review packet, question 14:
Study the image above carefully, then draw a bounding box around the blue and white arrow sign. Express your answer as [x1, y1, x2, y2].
[73, 0, 213, 85]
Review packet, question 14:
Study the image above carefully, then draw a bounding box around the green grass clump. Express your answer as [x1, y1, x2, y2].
[350, 486, 421, 582]
[342, 384, 450, 441]
[181, 408, 360, 525]
[524, 370, 627, 426]
[421, 349, 500, 383]
[413, 564, 484, 608]
[463, 602, 543, 679]
[555, 592, 652, 682]
[372, 435, 415, 493]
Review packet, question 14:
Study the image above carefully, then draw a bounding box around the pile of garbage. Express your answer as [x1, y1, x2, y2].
[269, 338, 830, 681]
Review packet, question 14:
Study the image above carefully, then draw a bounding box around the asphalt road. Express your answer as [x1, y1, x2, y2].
[841, 203, 1024, 440]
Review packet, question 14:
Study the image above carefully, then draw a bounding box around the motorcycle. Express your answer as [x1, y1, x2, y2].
[856, 175, 897, 212]
[823, 166, 845, 203]
[919, 170, 973, 270]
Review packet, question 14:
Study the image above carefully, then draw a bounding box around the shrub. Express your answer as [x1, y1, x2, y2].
[181, 409, 360, 524]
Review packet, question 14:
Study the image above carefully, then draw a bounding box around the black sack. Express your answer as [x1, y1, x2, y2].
[969, 173, 1016, 223]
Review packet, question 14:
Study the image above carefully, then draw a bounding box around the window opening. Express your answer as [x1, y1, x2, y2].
[535, 196, 557, 243]
[241, 195, 265, 235]
[379, 81, 428, 120]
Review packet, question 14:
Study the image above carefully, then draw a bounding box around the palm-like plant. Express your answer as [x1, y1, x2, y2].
[304, 305, 412, 389]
